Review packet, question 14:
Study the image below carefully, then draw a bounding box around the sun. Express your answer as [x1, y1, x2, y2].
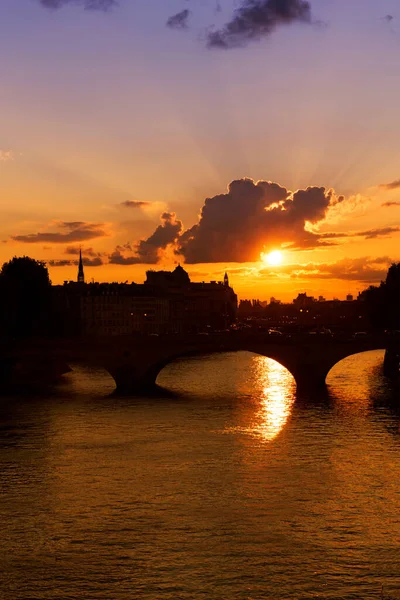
[262, 250, 283, 266]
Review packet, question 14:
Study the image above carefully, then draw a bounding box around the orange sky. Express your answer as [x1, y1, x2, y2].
[1, 0, 400, 301]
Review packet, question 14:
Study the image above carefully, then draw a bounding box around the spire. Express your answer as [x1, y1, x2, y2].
[77, 248, 85, 283]
[224, 271, 229, 287]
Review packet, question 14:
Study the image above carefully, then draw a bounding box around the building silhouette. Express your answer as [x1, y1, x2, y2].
[145, 264, 190, 287]
[55, 265, 237, 336]
[77, 249, 85, 283]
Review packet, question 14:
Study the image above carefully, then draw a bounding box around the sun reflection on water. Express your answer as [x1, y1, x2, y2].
[254, 356, 295, 441]
[229, 355, 296, 442]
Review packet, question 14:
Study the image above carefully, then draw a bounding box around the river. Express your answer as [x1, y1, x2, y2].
[0, 350, 399, 599]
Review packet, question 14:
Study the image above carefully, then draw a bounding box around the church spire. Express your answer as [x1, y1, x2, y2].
[224, 271, 229, 287]
[77, 248, 85, 283]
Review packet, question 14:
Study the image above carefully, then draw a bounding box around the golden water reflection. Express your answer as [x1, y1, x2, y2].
[254, 356, 296, 441]
[233, 355, 296, 442]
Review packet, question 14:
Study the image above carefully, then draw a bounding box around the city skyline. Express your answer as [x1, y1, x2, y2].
[1, 0, 400, 300]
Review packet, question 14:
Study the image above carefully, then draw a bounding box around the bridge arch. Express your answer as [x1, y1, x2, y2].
[103, 343, 387, 396]
[135, 341, 388, 397]
[154, 349, 297, 395]
[61, 343, 391, 397]
[326, 348, 386, 387]
[108, 347, 311, 396]
[99, 347, 298, 396]
[59, 361, 117, 396]
[1, 334, 392, 397]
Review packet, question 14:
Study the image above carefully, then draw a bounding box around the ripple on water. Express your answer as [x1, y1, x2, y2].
[0, 351, 399, 599]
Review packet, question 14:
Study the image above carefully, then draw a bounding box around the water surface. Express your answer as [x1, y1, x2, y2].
[0, 350, 399, 599]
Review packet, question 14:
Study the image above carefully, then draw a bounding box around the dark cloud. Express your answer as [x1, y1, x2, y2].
[384, 15, 394, 23]
[116, 242, 133, 251]
[39, 0, 116, 10]
[288, 257, 392, 283]
[260, 256, 393, 283]
[207, 0, 313, 48]
[176, 178, 336, 263]
[65, 245, 100, 257]
[382, 201, 400, 207]
[82, 256, 103, 266]
[12, 222, 106, 244]
[359, 226, 400, 239]
[135, 212, 183, 263]
[48, 256, 103, 267]
[379, 179, 400, 191]
[283, 186, 335, 223]
[120, 200, 151, 209]
[167, 9, 191, 30]
[48, 259, 74, 267]
[285, 232, 339, 250]
[319, 227, 400, 241]
[108, 250, 141, 266]
[287, 225, 400, 249]
[109, 212, 183, 265]
[119, 177, 394, 265]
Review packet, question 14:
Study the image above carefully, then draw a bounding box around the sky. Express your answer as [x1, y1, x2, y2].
[1, 0, 400, 300]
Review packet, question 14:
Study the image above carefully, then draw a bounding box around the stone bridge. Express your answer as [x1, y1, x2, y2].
[0, 332, 394, 395]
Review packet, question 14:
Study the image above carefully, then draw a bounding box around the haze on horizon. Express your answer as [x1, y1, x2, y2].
[1, 0, 400, 300]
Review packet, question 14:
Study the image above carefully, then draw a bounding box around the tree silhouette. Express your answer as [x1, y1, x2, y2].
[0, 256, 52, 338]
[362, 263, 400, 330]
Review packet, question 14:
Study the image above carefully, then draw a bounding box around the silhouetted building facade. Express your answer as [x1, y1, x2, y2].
[145, 266, 237, 333]
[54, 266, 237, 336]
[145, 264, 190, 287]
[80, 283, 170, 336]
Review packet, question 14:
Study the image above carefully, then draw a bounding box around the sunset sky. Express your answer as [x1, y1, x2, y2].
[1, 0, 400, 300]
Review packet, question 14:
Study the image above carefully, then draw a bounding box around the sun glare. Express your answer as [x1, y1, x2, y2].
[262, 250, 283, 266]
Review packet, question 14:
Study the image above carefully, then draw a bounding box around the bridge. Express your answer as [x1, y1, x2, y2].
[0, 331, 397, 395]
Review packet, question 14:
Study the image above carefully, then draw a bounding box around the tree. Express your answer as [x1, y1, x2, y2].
[386, 263, 400, 290]
[362, 263, 400, 330]
[0, 256, 52, 338]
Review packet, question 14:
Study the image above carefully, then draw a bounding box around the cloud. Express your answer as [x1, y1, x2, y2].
[379, 179, 400, 191]
[38, 0, 116, 10]
[320, 192, 370, 225]
[359, 226, 400, 239]
[120, 200, 152, 209]
[167, 9, 191, 30]
[109, 212, 183, 265]
[121, 177, 399, 265]
[0, 150, 14, 162]
[207, 0, 313, 48]
[285, 231, 339, 250]
[82, 256, 103, 266]
[12, 221, 106, 244]
[291, 256, 392, 283]
[382, 201, 400, 208]
[108, 250, 141, 265]
[176, 178, 337, 263]
[116, 242, 133, 251]
[384, 14, 394, 23]
[65, 245, 100, 257]
[286, 225, 400, 249]
[48, 256, 103, 267]
[48, 259, 73, 267]
[261, 256, 393, 283]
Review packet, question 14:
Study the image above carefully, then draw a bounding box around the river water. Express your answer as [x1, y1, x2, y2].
[0, 350, 399, 600]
